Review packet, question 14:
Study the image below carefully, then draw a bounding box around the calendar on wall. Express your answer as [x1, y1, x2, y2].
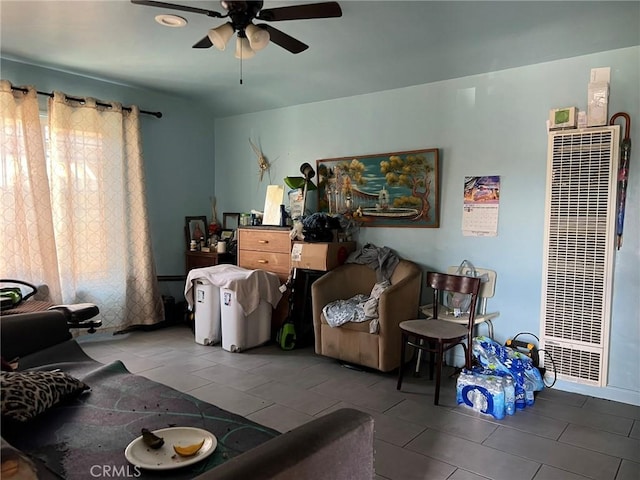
[462, 176, 500, 237]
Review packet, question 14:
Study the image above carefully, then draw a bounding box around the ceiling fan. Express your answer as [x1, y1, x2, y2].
[131, 1, 342, 57]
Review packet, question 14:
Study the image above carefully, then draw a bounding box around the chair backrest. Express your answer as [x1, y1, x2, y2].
[446, 267, 496, 299]
[446, 266, 496, 315]
[427, 272, 482, 328]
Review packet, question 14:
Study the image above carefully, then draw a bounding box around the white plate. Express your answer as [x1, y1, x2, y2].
[124, 427, 217, 471]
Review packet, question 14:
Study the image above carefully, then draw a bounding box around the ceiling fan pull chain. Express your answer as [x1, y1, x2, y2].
[239, 48, 243, 85]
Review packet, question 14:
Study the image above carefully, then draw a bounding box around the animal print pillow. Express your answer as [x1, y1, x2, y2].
[0, 371, 89, 422]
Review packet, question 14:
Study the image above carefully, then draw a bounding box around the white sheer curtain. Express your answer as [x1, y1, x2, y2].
[0, 80, 163, 331]
[0, 80, 62, 302]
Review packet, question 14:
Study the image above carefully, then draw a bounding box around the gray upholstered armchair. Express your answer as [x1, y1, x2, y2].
[311, 260, 422, 372]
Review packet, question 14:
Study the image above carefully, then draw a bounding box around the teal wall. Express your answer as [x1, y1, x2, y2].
[214, 47, 640, 405]
[1, 58, 215, 287]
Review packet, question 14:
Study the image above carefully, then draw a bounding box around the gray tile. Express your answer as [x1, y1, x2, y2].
[533, 465, 591, 480]
[189, 382, 273, 417]
[535, 388, 588, 407]
[303, 361, 385, 387]
[246, 404, 315, 433]
[454, 406, 568, 440]
[315, 400, 427, 447]
[79, 342, 124, 359]
[484, 425, 620, 480]
[109, 353, 163, 373]
[448, 469, 493, 480]
[386, 399, 498, 443]
[309, 378, 404, 412]
[392, 366, 461, 407]
[374, 438, 456, 480]
[582, 397, 640, 421]
[72, 325, 637, 480]
[138, 365, 213, 392]
[370, 411, 428, 447]
[406, 428, 540, 480]
[246, 380, 340, 416]
[197, 348, 273, 371]
[559, 424, 640, 461]
[531, 397, 633, 436]
[251, 361, 331, 389]
[617, 460, 640, 480]
[192, 363, 271, 391]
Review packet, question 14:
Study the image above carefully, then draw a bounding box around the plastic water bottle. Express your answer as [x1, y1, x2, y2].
[524, 378, 535, 407]
[456, 371, 472, 405]
[488, 376, 505, 420]
[469, 389, 487, 413]
[504, 376, 516, 415]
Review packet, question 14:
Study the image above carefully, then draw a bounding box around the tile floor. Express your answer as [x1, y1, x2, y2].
[78, 325, 640, 480]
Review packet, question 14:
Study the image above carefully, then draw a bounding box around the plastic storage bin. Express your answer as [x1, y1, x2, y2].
[194, 279, 221, 345]
[220, 287, 271, 352]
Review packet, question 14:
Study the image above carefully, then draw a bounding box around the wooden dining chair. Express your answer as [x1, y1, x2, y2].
[396, 272, 481, 405]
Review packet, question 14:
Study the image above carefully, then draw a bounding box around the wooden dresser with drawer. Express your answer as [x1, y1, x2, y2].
[237, 226, 292, 283]
[237, 226, 292, 332]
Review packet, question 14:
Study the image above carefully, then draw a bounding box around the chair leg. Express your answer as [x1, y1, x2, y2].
[397, 331, 407, 390]
[428, 341, 435, 380]
[414, 340, 423, 376]
[434, 341, 444, 405]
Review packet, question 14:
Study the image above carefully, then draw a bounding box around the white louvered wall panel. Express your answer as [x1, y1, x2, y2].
[540, 126, 620, 386]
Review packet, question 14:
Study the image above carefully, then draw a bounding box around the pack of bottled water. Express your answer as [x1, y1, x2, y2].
[456, 369, 507, 419]
[456, 366, 536, 419]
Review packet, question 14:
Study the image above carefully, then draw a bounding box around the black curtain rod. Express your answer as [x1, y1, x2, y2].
[10, 86, 162, 118]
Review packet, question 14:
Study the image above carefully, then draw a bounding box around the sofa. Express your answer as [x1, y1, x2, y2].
[312, 260, 422, 372]
[0, 310, 374, 480]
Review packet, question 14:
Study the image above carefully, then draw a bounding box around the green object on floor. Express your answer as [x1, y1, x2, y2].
[277, 322, 296, 350]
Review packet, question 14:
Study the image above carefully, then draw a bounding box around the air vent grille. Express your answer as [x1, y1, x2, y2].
[540, 126, 619, 386]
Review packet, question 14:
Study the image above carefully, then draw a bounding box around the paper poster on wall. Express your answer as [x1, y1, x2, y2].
[462, 176, 500, 237]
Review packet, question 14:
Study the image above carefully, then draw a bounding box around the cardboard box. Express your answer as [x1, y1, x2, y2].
[291, 242, 357, 271]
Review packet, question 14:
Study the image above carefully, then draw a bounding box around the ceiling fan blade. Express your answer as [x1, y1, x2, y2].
[263, 25, 308, 54]
[257, 2, 342, 22]
[192, 36, 214, 48]
[130, 0, 223, 18]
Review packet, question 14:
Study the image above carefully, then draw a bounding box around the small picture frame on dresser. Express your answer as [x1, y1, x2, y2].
[223, 212, 241, 230]
[185, 216, 207, 247]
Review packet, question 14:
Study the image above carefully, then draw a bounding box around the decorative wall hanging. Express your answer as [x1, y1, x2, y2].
[316, 148, 440, 228]
[249, 138, 270, 182]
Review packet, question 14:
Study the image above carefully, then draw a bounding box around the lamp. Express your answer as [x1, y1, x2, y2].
[300, 162, 315, 181]
[208, 22, 234, 51]
[246, 24, 270, 51]
[235, 32, 255, 59]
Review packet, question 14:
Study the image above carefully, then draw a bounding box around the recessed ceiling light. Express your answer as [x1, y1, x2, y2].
[155, 14, 188, 27]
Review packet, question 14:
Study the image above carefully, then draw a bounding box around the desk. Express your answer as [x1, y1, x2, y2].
[186, 251, 218, 273]
[186, 250, 236, 273]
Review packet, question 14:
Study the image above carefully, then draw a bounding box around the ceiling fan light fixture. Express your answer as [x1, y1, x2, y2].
[235, 36, 255, 59]
[154, 14, 187, 28]
[208, 22, 234, 51]
[246, 24, 270, 51]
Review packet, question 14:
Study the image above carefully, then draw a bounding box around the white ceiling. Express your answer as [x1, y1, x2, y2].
[1, 1, 638, 118]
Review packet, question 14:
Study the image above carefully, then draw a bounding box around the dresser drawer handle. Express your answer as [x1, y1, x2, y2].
[258, 259, 268, 264]
[258, 240, 269, 244]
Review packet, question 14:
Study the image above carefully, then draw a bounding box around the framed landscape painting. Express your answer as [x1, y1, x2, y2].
[316, 148, 440, 228]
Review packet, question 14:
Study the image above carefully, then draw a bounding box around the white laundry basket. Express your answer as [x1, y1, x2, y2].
[194, 279, 221, 345]
[220, 287, 271, 352]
